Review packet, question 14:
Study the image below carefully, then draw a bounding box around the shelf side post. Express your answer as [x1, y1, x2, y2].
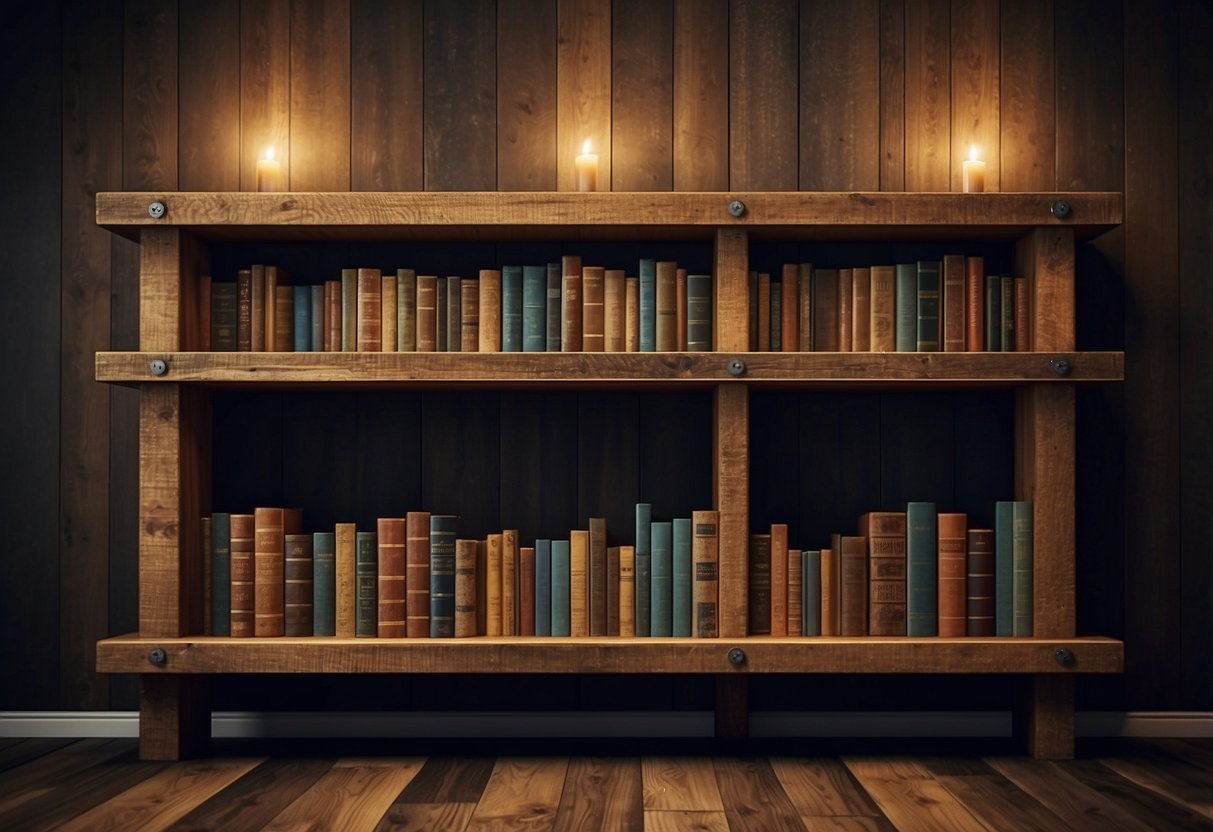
[714, 227, 749, 352]
[140, 674, 211, 760]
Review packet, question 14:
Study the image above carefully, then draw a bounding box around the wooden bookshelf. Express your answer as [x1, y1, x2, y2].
[95, 190, 1124, 761]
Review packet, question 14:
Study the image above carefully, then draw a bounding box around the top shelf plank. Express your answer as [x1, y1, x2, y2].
[97, 191, 1123, 243]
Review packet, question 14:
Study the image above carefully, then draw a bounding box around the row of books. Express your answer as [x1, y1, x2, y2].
[201, 257, 713, 354]
[749, 257, 1027, 352]
[202, 505, 723, 638]
[749, 501, 1034, 637]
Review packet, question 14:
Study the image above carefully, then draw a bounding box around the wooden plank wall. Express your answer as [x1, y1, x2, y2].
[2, 0, 1208, 713]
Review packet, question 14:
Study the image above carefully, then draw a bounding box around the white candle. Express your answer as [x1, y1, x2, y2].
[575, 139, 599, 192]
[256, 146, 284, 192]
[962, 145, 986, 193]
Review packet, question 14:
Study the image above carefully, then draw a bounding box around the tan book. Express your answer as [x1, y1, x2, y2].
[416, 275, 438, 351]
[839, 534, 867, 636]
[655, 260, 678, 350]
[230, 514, 255, 637]
[820, 546, 837, 636]
[838, 268, 853, 351]
[397, 268, 416, 351]
[284, 533, 313, 637]
[606, 545, 620, 636]
[478, 269, 501, 352]
[604, 269, 626, 352]
[625, 276, 640, 352]
[1014, 276, 1029, 351]
[406, 511, 431, 637]
[381, 274, 398, 352]
[781, 263, 799, 351]
[461, 277, 480, 352]
[561, 258, 582, 351]
[357, 267, 382, 351]
[582, 265, 605, 352]
[253, 507, 285, 637]
[966, 256, 985, 350]
[757, 272, 771, 351]
[787, 548, 803, 636]
[486, 533, 502, 636]
[446, 275, 461, 352]
[436, 277, 447, 351]
[324, 280, 341, 351]
[570, 529, 589, 637]
[502, 529, 519, 636]
[274, 284, 294, 352]
[860, 511, 907, 636]
[692, 510, 719, 638]
[798, 263, 813, 351]
[377, 517, 407, 638]
[335, 523, 356, 637]
[938, 512, 969, 637]
[589, 517, 607, 636]
[455, 539, 478, 638]
[264, 265, 278, 351]
[870, 265, 896, 352]
[251, 264, 267, 351]
[852, 267, 872, 351]
[770, 523, 789, 636]
[619, 544, 636, 637]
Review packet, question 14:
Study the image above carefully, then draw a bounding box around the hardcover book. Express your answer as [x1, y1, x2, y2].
[812, 268, 839, 351]
[406, 512, 431, 638]
[357, 267, 382, 352]
[416, 275, 438, 352]
[906, 502, 938, 636]
[942, 254, 966, 352]
[502, 265, 523, 351]
[994, 501, 1014, 636]
[938, 512, 969, 637]
[355, 531, 378, 637]
[687, 274, 712, 351]
[254, 507, 285, 637]
[650, 521, 673, 636]
[446, 275, 462, 352]
[520, 546, 536, 637]
[839, 535, 868, 636]
[486, 533, 502, 637]
[335, 522, 356, 637]
[313, 531, 336, 636]
[561, 256, 582, 352]
[639, 259, 656, 352]
[769, 523, 788, 636]
[802, 550, 821, 636]
[798, 263, 814, 350]
[1013, 501, 1034, 636]
[341, 267, 357, 352]
[535, 539, 552, 636]
[916, 260, 941, 351]
[502, 529, 518, 636]
[397, 268, 417, 351]
[870, 264, 896, 352]
[460, 277, 479, 352]
[479, 268, 502, 352]
[967, 528, 996, 636]
[619, 545, 636, 636]
[748, 533, 772, 635]
[252, 264, 267, 351]
[781, 263, 799, 351]
[787, 548, 802, 636]
[212, 282, 238, 351]
[635, 503, 652, 636]
[852, 267, 872, 352]
[429, 515, 457, 637]
[672, 518, 692, 637]
[377, 518, 407, 638]
[860, 511, 907, 636]
[523, 265, 547, 352]
[284, 533, 314, 637]
[604, 268, 627, 352]
[589, 517, 607, 636]
[551, 540, 571, 636]
[229, 514, 255, 637]
[606, 545, 621, 636]
[692, 511, 719, 638]
[210, 513, 231, 636]
[582, 265, 606, 352]
[570, 529, 589, 637]
[455, 538, 478, 637]
[381, 274, 397, 353]
[894, 263, 917, 352]
[820, 547, 837, 636]
[966, 256, 985, 351]
[838, 268, 853, 352]
[546, 263, 562, 351]
[236, 268, 253, 351]
[655, 261, 678, 351]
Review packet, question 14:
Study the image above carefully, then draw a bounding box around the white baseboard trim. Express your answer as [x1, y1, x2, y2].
[2, 710, 1211, 739]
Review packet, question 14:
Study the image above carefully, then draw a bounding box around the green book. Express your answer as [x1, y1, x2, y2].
[672, 518, 692, 636]
[313, 531, 336, 636]
[1013, 501, 1034, 636]
[994, 501, 1014, 636]
[341, 268, 357, 352]
[397, 268, 417, 351]
[355, 531, 378, 637]
[545, 262, 562, 351]
[635, 503, 652, 636]
[210, 513, 231, 635]
[535, 539, 552, 636]
[895, 263, 917, 352]
[985, 274, 1001, 351]
[639, 259, 656, 352]
[686, 274, 712, 351]
[211, 283, 238, 351]
[916, 260, 941, 351]
[650, 521, 673, 636]
[429, 515, 457, 637]
[1000, 275, 1015, 351]
[502, 265, 523, 351]
[446, 275, 462, 352]
[906, 502, 938, 636]
[293, 285, 312, 352]
[803, 550, 821, 636]
[551, 539, 571, 636]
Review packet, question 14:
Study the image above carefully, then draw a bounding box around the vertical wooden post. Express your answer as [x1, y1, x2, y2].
[714, 675, 749, 741]
[140, 674, 211, 761]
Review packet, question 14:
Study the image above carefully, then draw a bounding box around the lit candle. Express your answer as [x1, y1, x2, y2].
[575, 139, 599, 192]
[256, 146, 284, 192]
[962, 145, 986, 193]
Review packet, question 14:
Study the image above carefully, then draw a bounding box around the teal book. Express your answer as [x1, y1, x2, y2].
[895, 263, 917, 352]
[551, 539, 571, 636]
[672, 518, 692, 636]
[687, 274, 712, 351]
[535, 539, 552, 636]
[310, 284, 324, 351]
[635, 503, 652, 636]
[429, 515, 457, 637]
[985, 275, 1001, 351]
[915, 260, 941, 351]
[546, 263, 562, 351]
[650, 521, 673, 636]
[502, 265, 523, 351]
[211, 283, 238, 351]
[906, 502, 938, 636]
[210, 512, 231, 635]
[355, 531, 378, 637]
[803, 550, 821, 636]
[293, 285, 311, 352]
[523, 265, 546, 352]
[994, 501, 1014, 636]
[1013, 501, 1034, 636]
[639, 259, 656, 352]
[313, 531, 336, 636]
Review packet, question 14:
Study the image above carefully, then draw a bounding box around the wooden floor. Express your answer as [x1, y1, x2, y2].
[0, 736, 1210, 831]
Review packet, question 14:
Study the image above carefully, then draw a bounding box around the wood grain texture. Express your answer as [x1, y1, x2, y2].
[290, 0, 351, 191]
[999, 0, 1053, 191]
[713, 384, 749, 639]
[260, 759, 423, 831]
[987, 757, 1160, 832]
[903, 0, 950, 191]
[499, 393, 578, 543]
[843, 759, 985, 832]
[139, 674, 210, 762]
[138, 385, 188, 637]
[1054, 0, 1123, 191]
[0, 739, 128, 815]
[166, 757, 334, 830]
[179, 0, 239, 191]
[768, 758, 884, 818]
[729, 0, 798, 190]
[1062, 754, 1213, 832]
[466, 756, 568, 830]
[351, 0, 423, 191]
[557, 0, 611, 191]
[552, 757, 643, 831]
[949, 0, 998, 192]
[713, 228, 748, 352]
[376, 802, 477, 831]
[879, 0, 905, 190]
[713, 757, 803, 832]
[240, 0, 290, 191]
[644, 810, 731, 831]
[643, 757, 725, 811]
[922, 758, 1068, 831]
[422, 393, 500, 537]
[497, 0, 557, 190]
[123, 0, 177, 191]
[396, 756, 496, 803]
[673, 0, 728, 191]
[799, 0, 880, 190]
[425, 0, 496, 190]
[1016, 227, 1075, 352]
[611, 0, 673, 191]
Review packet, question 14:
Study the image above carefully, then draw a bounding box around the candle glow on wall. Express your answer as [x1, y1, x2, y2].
[575, 139, 599, 192]
[962, 145, 986, 193]
[257, 146, 284, 193]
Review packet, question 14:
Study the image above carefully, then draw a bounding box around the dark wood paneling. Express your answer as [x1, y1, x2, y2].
[497, 0, 557, 190]
[881, 394, 955, 509]
[351, 0, 423, 191]
[557, 0, 611, 191]
[179, 0, 240, 191]
[240, 0, 291, 191]
[949, 0, 998, 191]
[1055, 0, 1124, 191]
[123, 0, 178, 190]
[290, 0, 351, 191]
[879, 0, 905, 190]
[578, 393, 639, 539]
[797, 394, 882, 546]
[499, 393, 579, 544]
[611, 0, 673, 191]
[903, 0, 950, 191]
[799, 0, 880, 190]
[730, 0, 798, 191]
[673, 0, 728, 191]
[1000, 0, 1053, 191]
[422, 393, 501, 538]
[639, 392, 713, 522]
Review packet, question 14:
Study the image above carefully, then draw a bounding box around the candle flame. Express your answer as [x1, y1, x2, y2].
[582, 139, 592, 155]
[264, 145, 276, 162]
[968, 144, 980, 161]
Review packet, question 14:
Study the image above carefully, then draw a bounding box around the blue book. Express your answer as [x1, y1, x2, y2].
[355, 531, 378, 637]
[803, 550, 821, 636]
[551, 540, 571, 636]
[1013, 501, 1033, 636]
[502, 265, 523, 351]
[672, 518, 692, 636]
[293, 285, 312, 352]
[916, 260, 941, 351]
[535, 539, 552, 636]
[635, 503, 652, 636]
[651, 521, 673, 636]
[310, 285, 325, 351]
[906, 502, 938, 636]
[994, 501, 1014, 636]
[210, 513, 231, 636]
[545, 263, 562, 351]
[639, 259, 656, 352]
[312, 531, 335, 636]
[523, 265, 546, 352]
[895, 263, 917, 352]
[429, 515, 457, 637]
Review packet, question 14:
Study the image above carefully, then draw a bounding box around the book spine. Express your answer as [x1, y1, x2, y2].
[625, 276, 640, 352]
[523, 265, 547, 352]
[381, 274, 398, 353]
[264, 266, 277, 351]
[757, 272, 771, 351]
[551, 540, 571, 636]
[606, 545, 621, 636]
[1013, 501, 1033, 636]
[461, 277, 479, 352]
[570, 529, 589, 637]
[325, 280, 341, 351]
[398, 269, 416, 351]
[650, 521, 673, 636]
[861, 511, 907, 637]
[502, 529, 518, 636]
[211, 513, 231, 636]
[770, 278, 782, 349]
[655, 261, 678, 350]
[589, 517, 607, 636]
[672, 518, 692, 637]
[284, 533, 314, 637]
[994, 501, 1014, 636]
[820, 547, 836, 636]
[894, 263, 917, 352]
[837, 268, 852, 351]
[377, 517, 407, 638]
[798, 263, 814, 350]
[455, 539, 478, 637]
[502, 265, 523, 351]
[937, 512, 969, 637]
[869, 264, 895, 351]
[230, 514, 255, 637]
[942, 254, 966, 352]
[341, 267, 357, 352]
[985, 274, 1001, 352]
[406, 511, 431, 637]
[561, 257, 582, 352]
[916, 260, 941, 351]
[619, 545, 636, 637]
[236, 269, 253, 351]
[780, 263, 799, 351]
[212, 282, 238, 351]
[335, 522, 356, 637]
[1000, 275, 1015, 351]
[906, 502, 938, 636]
[274, 284, 294, 352]
[1014, 276, 1029, 351]
[535, 539, 552, 636]
[310, 283, 325, 351]
[416, 275, 437, 351]
[202, 517, 213, 634]
[429, 515, 457, 637]
[813, 269, 840, 351]
[478, 269, 502, 352]
[691, 511, 719, 638]
[475, 540, 487, 635]
[839, 535, 868, 636]
[802, 550, 821, 636]
[582, 265, 606, 352]
[748, 533, 772, 635]
[293, 285, 312, 352]
[251, 264, 267, 350]
[546, 263, 562, 351]
[313, 531, 336, 636]
[357, 267, 382, 351]
[639, 258, 656, 351]
[769, 523, 788, 636]
[446, 275, 462, 352]
[687, 274, 712, 351]
[852, 267, 871, 352]
[787, 548, 802, 636]
[634, 503, 652, 636]
[520, 546, 536, 637]
[967, 529, 996, 636]
[676, 267, 688, 350]
[604, 268, 627, 352]
[254, 507, 285, 637]
[436, 276, 447, 351]
[355, 531, 378, 637]
[966, 256, 984, 351]
[486, 533, 502, 636]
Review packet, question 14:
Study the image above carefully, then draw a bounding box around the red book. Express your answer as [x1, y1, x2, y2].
[229, 514, 255, 637]
[1014, 276, 1029, 351]
[938, 513, 968, 637]
[769, 523, 789, 637]
[943, 254, 966, 352]
[406, 512, 431, 637]
[966, 256, 984, 351]
[377, 518, 406, 638]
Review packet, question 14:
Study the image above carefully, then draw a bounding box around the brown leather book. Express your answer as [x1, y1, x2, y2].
[966, 256, 984, 350]
[486, 533, 502, 636]
[820, 546, 837, 636]
[938, 512, 969, 637]
[461, 277, 480, 352]
[436, 277, 447, 352]
[943, 254, 966, 352]
[748, 533, 771, 635]
[692, 511, 719, 638]
[445, 275, 461, 352]
[619, 545, 636, 637]
[1014, 276, 1029, 351]
[237, 268, 253, 351]
[589, 517, 607, 636]
[625, 276, 640, 352]
[478, 269, 501, 352]
[852, 267, 872, 351]
[284, 533, 313, 636]
[838, 268, 853, 351]
[502, 529, 519, 636]
[570, 529, 589, 637]
[416, 275, 438, 352]
[582, 266, 605, 352]
[335, 522, 356, 637]
[251, 264, 267, 351]
[606, 545, 621, 636]
[377, 517, 407, 638]
[274, 284, 294, 352]
[406, 511, 431, 637]
[756, 272, 770, 352]
[561, 255, 582, 351]
[455, 539, 478, 638]
[264, 265, 278, 351]
[604, 269, 626, 352]
[253, 507, 285, 637]
[781, 263, 799, 352]
[655, 260, 678, 350]
[381, 274, 398, 353]
[860, 512, 907, 636]
[770, 523, 789, 637]
[520, 545, 536, 636]
[813, 268, 839, 351]
[967, 528, 996, 636]
[357, 267, 382, 351]
[324, 280, 341, 351]
[839, 535, 868, 636]
[230, 514, 255, 637]
[787, 548, 802, 636]
[870, 265, 895, 352]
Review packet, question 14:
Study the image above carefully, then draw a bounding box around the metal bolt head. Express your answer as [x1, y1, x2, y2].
[148, 647, 167, 667]
[1049, 358, 1071, 377]
[1054, 647, 1075, 667]
[1050, 199, 1071, 219]
[149, 359, 168, 377]
[727, 199, 746, 218]
[727, 647, 747, 666]
[727, 358, 747, 377]
[148, 201, 166, 219]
